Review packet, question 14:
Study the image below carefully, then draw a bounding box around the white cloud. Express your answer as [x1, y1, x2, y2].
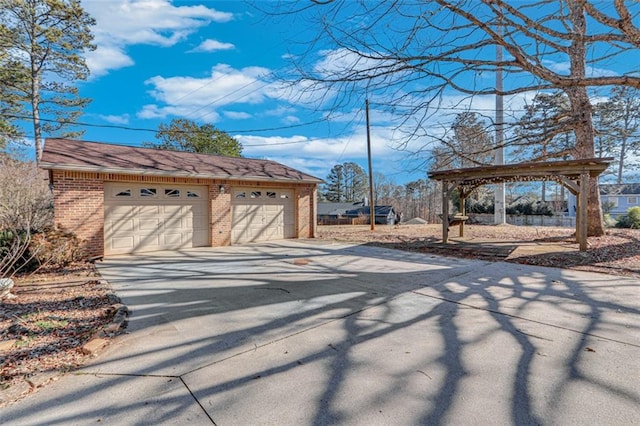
[188, 39, 235, 53]
[85, 46, 134, 78]
[97, 114, 130, 125]
[282, 115, 300, 124]
[543, 60, 618, 78]
[83, 0, 233, 77]
[223, 111, 252, 120]
[237, 127, 417, 182]
[139, 64, 274, 120]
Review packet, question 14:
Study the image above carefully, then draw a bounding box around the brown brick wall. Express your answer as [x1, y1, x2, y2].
[210, 183, 232, 246]
[51, 170, 317, 257]
[297, 185, 315, 238]
[51, 170, 104, 257]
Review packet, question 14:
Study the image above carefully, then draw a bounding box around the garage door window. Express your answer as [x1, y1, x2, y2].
[280, 194, 289, 199]
[235, 192, 246, 198]
[140, 188, 157, 197]
[251, 191, 261, 198]
[266, 191, 276, 198]
[165, 189, 180, 197]
[187, 191, 200, 198]
[116, 189, 131, 197]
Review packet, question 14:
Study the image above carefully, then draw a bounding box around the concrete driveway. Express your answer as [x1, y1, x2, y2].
[2, 240, 639, 425]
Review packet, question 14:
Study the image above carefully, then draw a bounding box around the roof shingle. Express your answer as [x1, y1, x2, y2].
[40, 139, 321, 183]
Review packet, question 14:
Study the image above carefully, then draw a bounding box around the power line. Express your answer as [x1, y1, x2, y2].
[1, 113, 328, 135]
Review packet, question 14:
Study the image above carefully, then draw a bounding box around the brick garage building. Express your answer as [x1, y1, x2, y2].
[40, 139, 321, 257]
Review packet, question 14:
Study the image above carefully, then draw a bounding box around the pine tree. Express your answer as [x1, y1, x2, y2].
[323, 162, 368, 202]
[0, 0, 96, 162]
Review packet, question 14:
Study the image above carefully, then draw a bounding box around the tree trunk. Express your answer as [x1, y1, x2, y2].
[618, 137, 627, 184]
[567, 0, 604, 237]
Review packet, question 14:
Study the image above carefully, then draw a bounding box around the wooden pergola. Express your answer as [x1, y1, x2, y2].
[427, 158, 613, 251]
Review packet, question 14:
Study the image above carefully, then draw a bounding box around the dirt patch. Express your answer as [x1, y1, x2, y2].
[0, 264, 118, 406]
[318, 224, 640, 278]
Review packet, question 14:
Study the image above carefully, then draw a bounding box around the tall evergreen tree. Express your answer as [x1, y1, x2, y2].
[0, 49, 26, 148]
[0, 0, 95, 162]
[431, 112, 494, 171]
[323, 162, 368, 202]
[593, 87, 640, 184]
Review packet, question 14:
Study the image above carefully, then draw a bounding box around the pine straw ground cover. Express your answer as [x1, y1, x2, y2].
[0, 263, 117, 406]
[318, 224, 640, 278]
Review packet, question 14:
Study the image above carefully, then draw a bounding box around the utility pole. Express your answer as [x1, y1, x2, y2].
[494, 26, 506, 225]
[366, 99, 375, 231]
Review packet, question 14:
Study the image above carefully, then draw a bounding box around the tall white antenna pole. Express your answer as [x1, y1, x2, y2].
[494, 22, 506, 225]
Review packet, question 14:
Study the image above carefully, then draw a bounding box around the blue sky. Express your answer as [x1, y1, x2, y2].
[11, 1, 637, 184]
[56, 0, 423, 184]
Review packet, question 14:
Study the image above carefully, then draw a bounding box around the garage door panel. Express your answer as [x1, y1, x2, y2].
[162, 232, 184, 246]
[105, 183, 209, 255]
[139, 219, 160, 231]
[111, 236, 135, 250]
[108, 218, 134, 232]
[105, 205, 136, 218]
[164, 216, 184, 229]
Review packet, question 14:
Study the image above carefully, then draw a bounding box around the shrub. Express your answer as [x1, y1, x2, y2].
[615, 206, 640, 229]
[506, 200, 553, 216]
[29, 226, 86, 269]
[603, 213, 617, 228]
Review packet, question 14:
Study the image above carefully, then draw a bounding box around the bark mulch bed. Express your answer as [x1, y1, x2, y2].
[318, 224, 640, 278]
[0, 263, 119, 406]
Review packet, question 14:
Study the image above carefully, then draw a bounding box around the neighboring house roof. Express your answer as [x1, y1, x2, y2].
[40, 138, 322, 184]
[317, 202, 365, 216]
[600, 183, 640, 195]
[344, 205, 395, 217]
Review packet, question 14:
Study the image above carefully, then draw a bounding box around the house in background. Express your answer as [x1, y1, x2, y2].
[567, 183, 640, 217]
[317, 200, 398, 225]
[600, 183, 640, 217]
[343, 205, 398, 225]
[317, 201, 366, 225]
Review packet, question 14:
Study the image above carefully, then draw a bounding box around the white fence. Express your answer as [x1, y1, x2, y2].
[469, 213, 576, 227]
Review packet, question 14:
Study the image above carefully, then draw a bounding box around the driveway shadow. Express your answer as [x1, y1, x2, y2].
[1, 241, 639, 425]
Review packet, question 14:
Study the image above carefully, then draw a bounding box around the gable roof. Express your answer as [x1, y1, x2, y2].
[600, 183, 640, 195]
[40, 139, 322, 184]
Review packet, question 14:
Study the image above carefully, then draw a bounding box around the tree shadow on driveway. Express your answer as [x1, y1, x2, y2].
[2, 241, 639, 425]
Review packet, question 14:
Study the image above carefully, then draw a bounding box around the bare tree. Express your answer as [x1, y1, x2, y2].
[0, 155, 52, 279]
[269, 0, 640, 236]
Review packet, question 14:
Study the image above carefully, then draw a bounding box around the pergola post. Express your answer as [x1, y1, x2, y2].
[459, 191, 466, 237]
[578, 173, 589, 251]
[442, 181, 449, 243]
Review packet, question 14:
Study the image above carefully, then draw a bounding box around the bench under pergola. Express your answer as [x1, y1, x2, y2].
[427, 158, 613, 251]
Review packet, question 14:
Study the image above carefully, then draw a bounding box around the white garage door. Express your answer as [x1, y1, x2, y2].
[104, 183, 209, 255]
[231, 188, 295, 244]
